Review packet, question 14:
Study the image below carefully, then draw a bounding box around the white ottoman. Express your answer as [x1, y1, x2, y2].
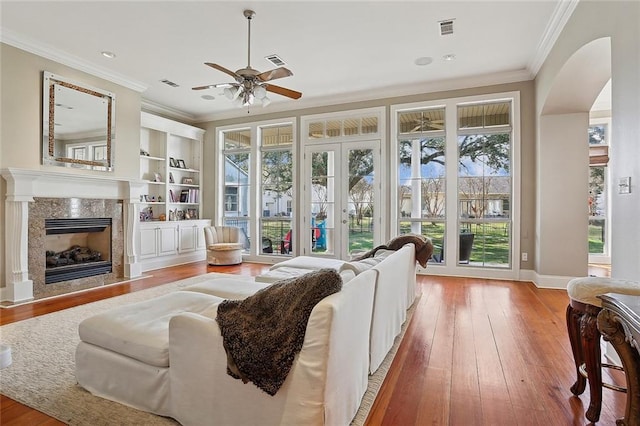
[76, 290, 223, 416]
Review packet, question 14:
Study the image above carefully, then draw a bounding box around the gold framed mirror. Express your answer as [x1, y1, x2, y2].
[42, 71, 116, 171]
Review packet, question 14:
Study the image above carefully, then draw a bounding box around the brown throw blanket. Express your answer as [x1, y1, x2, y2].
[216, 268, 342, 395]
[351, 233, 434, 268]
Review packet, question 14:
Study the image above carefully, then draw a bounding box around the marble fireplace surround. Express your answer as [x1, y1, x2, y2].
[2, 168, 145, 303]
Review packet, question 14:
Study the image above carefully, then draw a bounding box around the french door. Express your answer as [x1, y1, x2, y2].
[303, 140, 381, 259]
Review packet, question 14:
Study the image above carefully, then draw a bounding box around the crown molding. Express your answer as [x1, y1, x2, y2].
[140, 99, 197, 124]
[0, 28, 147, 93]
[527, 0, 580, 77]
[194, 68, 533, 122]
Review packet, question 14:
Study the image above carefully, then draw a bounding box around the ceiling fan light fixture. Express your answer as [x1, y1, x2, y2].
[193, 9, 301, 107]
[224, 87, 237, 100]
[254, 85, 267, 99]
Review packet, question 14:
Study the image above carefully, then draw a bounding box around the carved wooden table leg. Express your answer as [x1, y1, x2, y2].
[598, 308, 640, 426]
[581, 304, 604, 422]
[567, 304, 587, 395]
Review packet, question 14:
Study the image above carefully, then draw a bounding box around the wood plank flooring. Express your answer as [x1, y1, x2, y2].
[0, 262, 627, 425]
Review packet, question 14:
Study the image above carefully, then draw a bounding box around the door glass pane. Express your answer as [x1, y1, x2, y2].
[347, 148, 375, 255]
[310, 151, 334, 254]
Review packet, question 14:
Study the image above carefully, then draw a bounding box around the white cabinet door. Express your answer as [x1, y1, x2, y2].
[139, 226, 159, 259]
[158, 225, 178, 256]
[178, 224, 197, 254]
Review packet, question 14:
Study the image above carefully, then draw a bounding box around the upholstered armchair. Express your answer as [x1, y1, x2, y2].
[203, 226, 243, 265]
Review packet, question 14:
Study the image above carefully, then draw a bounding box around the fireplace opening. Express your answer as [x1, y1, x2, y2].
[45, 218, 113, 284]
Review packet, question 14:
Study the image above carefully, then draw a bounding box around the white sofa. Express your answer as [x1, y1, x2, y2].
[75, 244, 418, 425]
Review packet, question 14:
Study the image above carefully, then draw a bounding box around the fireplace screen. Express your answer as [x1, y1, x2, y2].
[44, 218, 113, 284]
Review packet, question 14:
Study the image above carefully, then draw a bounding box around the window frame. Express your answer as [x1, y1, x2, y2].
[216, 118, 297, 260]
[391, 92, 521, 279]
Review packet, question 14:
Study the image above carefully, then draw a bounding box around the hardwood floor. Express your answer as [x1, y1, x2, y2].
[0, 262, 627, 425]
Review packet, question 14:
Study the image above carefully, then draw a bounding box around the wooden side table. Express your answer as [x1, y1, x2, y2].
[597, 293, 640, 425]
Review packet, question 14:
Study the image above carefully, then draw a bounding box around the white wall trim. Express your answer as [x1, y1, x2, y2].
[527, 0, 580, 76]
[1, 28, 147, 93]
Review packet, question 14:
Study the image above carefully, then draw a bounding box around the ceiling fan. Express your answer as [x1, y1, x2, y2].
[192, 9, 302, 107]
[409, 117, 444, 132]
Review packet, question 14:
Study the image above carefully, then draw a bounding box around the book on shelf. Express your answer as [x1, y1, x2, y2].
[179, 188, 199, 203]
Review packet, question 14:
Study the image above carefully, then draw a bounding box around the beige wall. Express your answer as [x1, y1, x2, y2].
[0, 43, 142, 286]
[537, 113, 589, 277]
[535, 1, 640, 280]
[198, 80, 537, 271]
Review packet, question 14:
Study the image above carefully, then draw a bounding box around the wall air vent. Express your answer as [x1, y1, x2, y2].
[160, 79, 180, 88]
[439, 19, 455, 36]
[265, 54, 286, 67]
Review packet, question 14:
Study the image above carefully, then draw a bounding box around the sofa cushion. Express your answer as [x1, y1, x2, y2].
[208, 243, 243, 251]
[269, 256, 347, 272]
[78, 291, 222, 367]
[183, 278, 269, 299]
[343, 249, 395, 274]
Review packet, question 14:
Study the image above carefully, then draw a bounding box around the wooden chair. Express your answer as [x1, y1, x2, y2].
[566, 277, 640, 422]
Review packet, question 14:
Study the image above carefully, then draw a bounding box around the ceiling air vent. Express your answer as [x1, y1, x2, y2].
[439, 19, 455, 36]
[265, 54, 286, 67]
[160, 79, 180, 88]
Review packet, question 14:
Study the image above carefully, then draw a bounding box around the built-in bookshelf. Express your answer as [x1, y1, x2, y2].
[139, 112, 204, 222]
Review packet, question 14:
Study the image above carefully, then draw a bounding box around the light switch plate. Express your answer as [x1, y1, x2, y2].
[618, 176, 631, 194]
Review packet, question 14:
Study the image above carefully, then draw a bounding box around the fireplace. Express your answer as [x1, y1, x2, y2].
[2, 168, 134, 303]
[45, 218, 113, 284]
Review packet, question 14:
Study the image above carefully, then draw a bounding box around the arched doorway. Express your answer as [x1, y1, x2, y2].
[536, 37, 611, 280]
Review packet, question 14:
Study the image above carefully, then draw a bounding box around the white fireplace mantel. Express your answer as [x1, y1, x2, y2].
[2, 168, 144, 202]
[2, 168, 145, 302]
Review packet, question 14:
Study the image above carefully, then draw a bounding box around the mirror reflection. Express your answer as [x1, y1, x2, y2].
[42, 71, 115, 171]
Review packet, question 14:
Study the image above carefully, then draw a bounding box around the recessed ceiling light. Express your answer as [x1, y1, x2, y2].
[201, 95, 215, 100]
[414, 57, 433, 66]
[101, 51, 116, 59]
[442, 54, 456, 61]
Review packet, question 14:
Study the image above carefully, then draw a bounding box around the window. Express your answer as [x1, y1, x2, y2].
[396, 107, 447, 255]
[217, 119, 296, 257]
[222, 129, 251, 251]
[393, 94, 519, 275]
[260, 124, 294, 256]
[224, 186, 238, 212]
[588, 120, 610, 259]
[457, 101, 512, 268]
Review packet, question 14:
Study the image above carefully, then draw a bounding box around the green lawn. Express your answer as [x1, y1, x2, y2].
[267, 218, 602, 263]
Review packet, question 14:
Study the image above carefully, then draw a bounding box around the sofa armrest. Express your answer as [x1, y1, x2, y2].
[169, 312, 287, 426]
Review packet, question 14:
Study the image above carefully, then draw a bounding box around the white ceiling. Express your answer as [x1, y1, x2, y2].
[1, 1, 573, 122]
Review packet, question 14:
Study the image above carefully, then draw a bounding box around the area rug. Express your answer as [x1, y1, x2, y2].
[0, 272, 417, 425]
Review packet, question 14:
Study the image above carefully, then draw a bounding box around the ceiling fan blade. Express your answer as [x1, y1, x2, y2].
[191, 82, 237, 91]
[257, 67, 293, 82]
[205, 63, 241, 81]
[265, 83, 302, 100]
